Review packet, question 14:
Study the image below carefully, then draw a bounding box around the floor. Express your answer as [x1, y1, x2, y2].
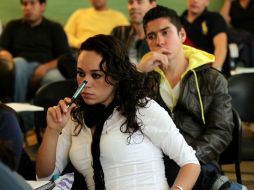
[222, 162, 254, 189]
[221, 122, 254, 190]
[24, 125, 254, 190]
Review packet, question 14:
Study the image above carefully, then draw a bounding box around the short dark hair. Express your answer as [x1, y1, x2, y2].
[143, 5, 182, 33]
[128, 0, 156, 2]
[20, 0, 46, 4]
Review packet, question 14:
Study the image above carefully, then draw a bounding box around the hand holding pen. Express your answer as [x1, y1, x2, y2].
[46, 80, 88, 133]
[66, 80, 88, 108]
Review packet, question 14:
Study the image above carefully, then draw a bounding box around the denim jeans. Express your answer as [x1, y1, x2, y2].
[164, 157, 244, 190]
[224, 182, 246, 190]
[13, 57, 65, 131]
[13, 57, 65, 102]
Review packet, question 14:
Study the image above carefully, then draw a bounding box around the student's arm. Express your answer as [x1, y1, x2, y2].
[0, 50, 14, 77]
[212, 32, 228, 70]
[141, 101, 200, 190]
[36, 125, 61, 178]
[171, 163, 201, 190]
[30, 59, 59, 88]
[36, 98, 75, 178]
[220, 0, 232, 25]
[0, 50, 13, 62]
[208, 13, 228, 70]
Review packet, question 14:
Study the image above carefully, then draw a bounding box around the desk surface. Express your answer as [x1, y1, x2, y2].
[26, 180, 50, 189]
[231, 67, 254, 75]
[6, 103, 44, 112]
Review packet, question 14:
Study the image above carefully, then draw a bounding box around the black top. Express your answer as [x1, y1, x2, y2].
[181, 9, 227, 54]
[0, 17, 70, 63]
[230, 0, 254, 34]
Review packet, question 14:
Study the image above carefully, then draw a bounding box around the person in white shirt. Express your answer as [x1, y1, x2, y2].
[36, 34, 200, 190]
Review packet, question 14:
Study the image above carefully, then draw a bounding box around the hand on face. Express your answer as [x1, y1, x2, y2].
[47, 98, 76, 132]
[137, 48, 170, 72]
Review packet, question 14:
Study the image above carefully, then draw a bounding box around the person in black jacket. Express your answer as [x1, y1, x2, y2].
[137, 5, 243, 189]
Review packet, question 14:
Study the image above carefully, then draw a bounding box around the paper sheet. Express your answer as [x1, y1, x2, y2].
[6, 103, 44, 112]
[26, 180, 50, 189]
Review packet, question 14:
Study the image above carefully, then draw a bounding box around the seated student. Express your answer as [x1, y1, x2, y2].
[36, 34, 200, 190]
[181, 0, 228, 72]
[111, 0, 156, 65]
[137, 5, 243, 189]
[64, 0, 129, 50]
[220, 0, 254, 67]
[0, 103, 36, 180]
[0, 103, 23, 169]
[0, 0, 71, 102]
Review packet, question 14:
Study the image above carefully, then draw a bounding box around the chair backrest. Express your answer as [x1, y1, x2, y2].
[228, 73, 254, 163]
[33, 79, 76, 143]
[219, 108, 242, 164]
[219, 108, 242, 183]
[34, 79, 76, 107]
[228, 73, 254, 122]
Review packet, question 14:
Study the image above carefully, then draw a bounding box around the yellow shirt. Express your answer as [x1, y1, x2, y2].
[64, 8, 129, 48]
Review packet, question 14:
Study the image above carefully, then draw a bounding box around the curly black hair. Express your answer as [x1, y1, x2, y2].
[70, 34, 156, 189]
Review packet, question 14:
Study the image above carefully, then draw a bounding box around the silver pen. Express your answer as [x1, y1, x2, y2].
[66, 80, 88, 108]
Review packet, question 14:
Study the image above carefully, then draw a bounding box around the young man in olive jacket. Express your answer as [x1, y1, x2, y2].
[137, 5, 243, 190]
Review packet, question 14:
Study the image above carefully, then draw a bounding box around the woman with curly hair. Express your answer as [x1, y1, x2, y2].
[36, 34, 200, 190]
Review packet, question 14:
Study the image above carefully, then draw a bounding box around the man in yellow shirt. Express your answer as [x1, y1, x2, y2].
[65, 0, 129, 49]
